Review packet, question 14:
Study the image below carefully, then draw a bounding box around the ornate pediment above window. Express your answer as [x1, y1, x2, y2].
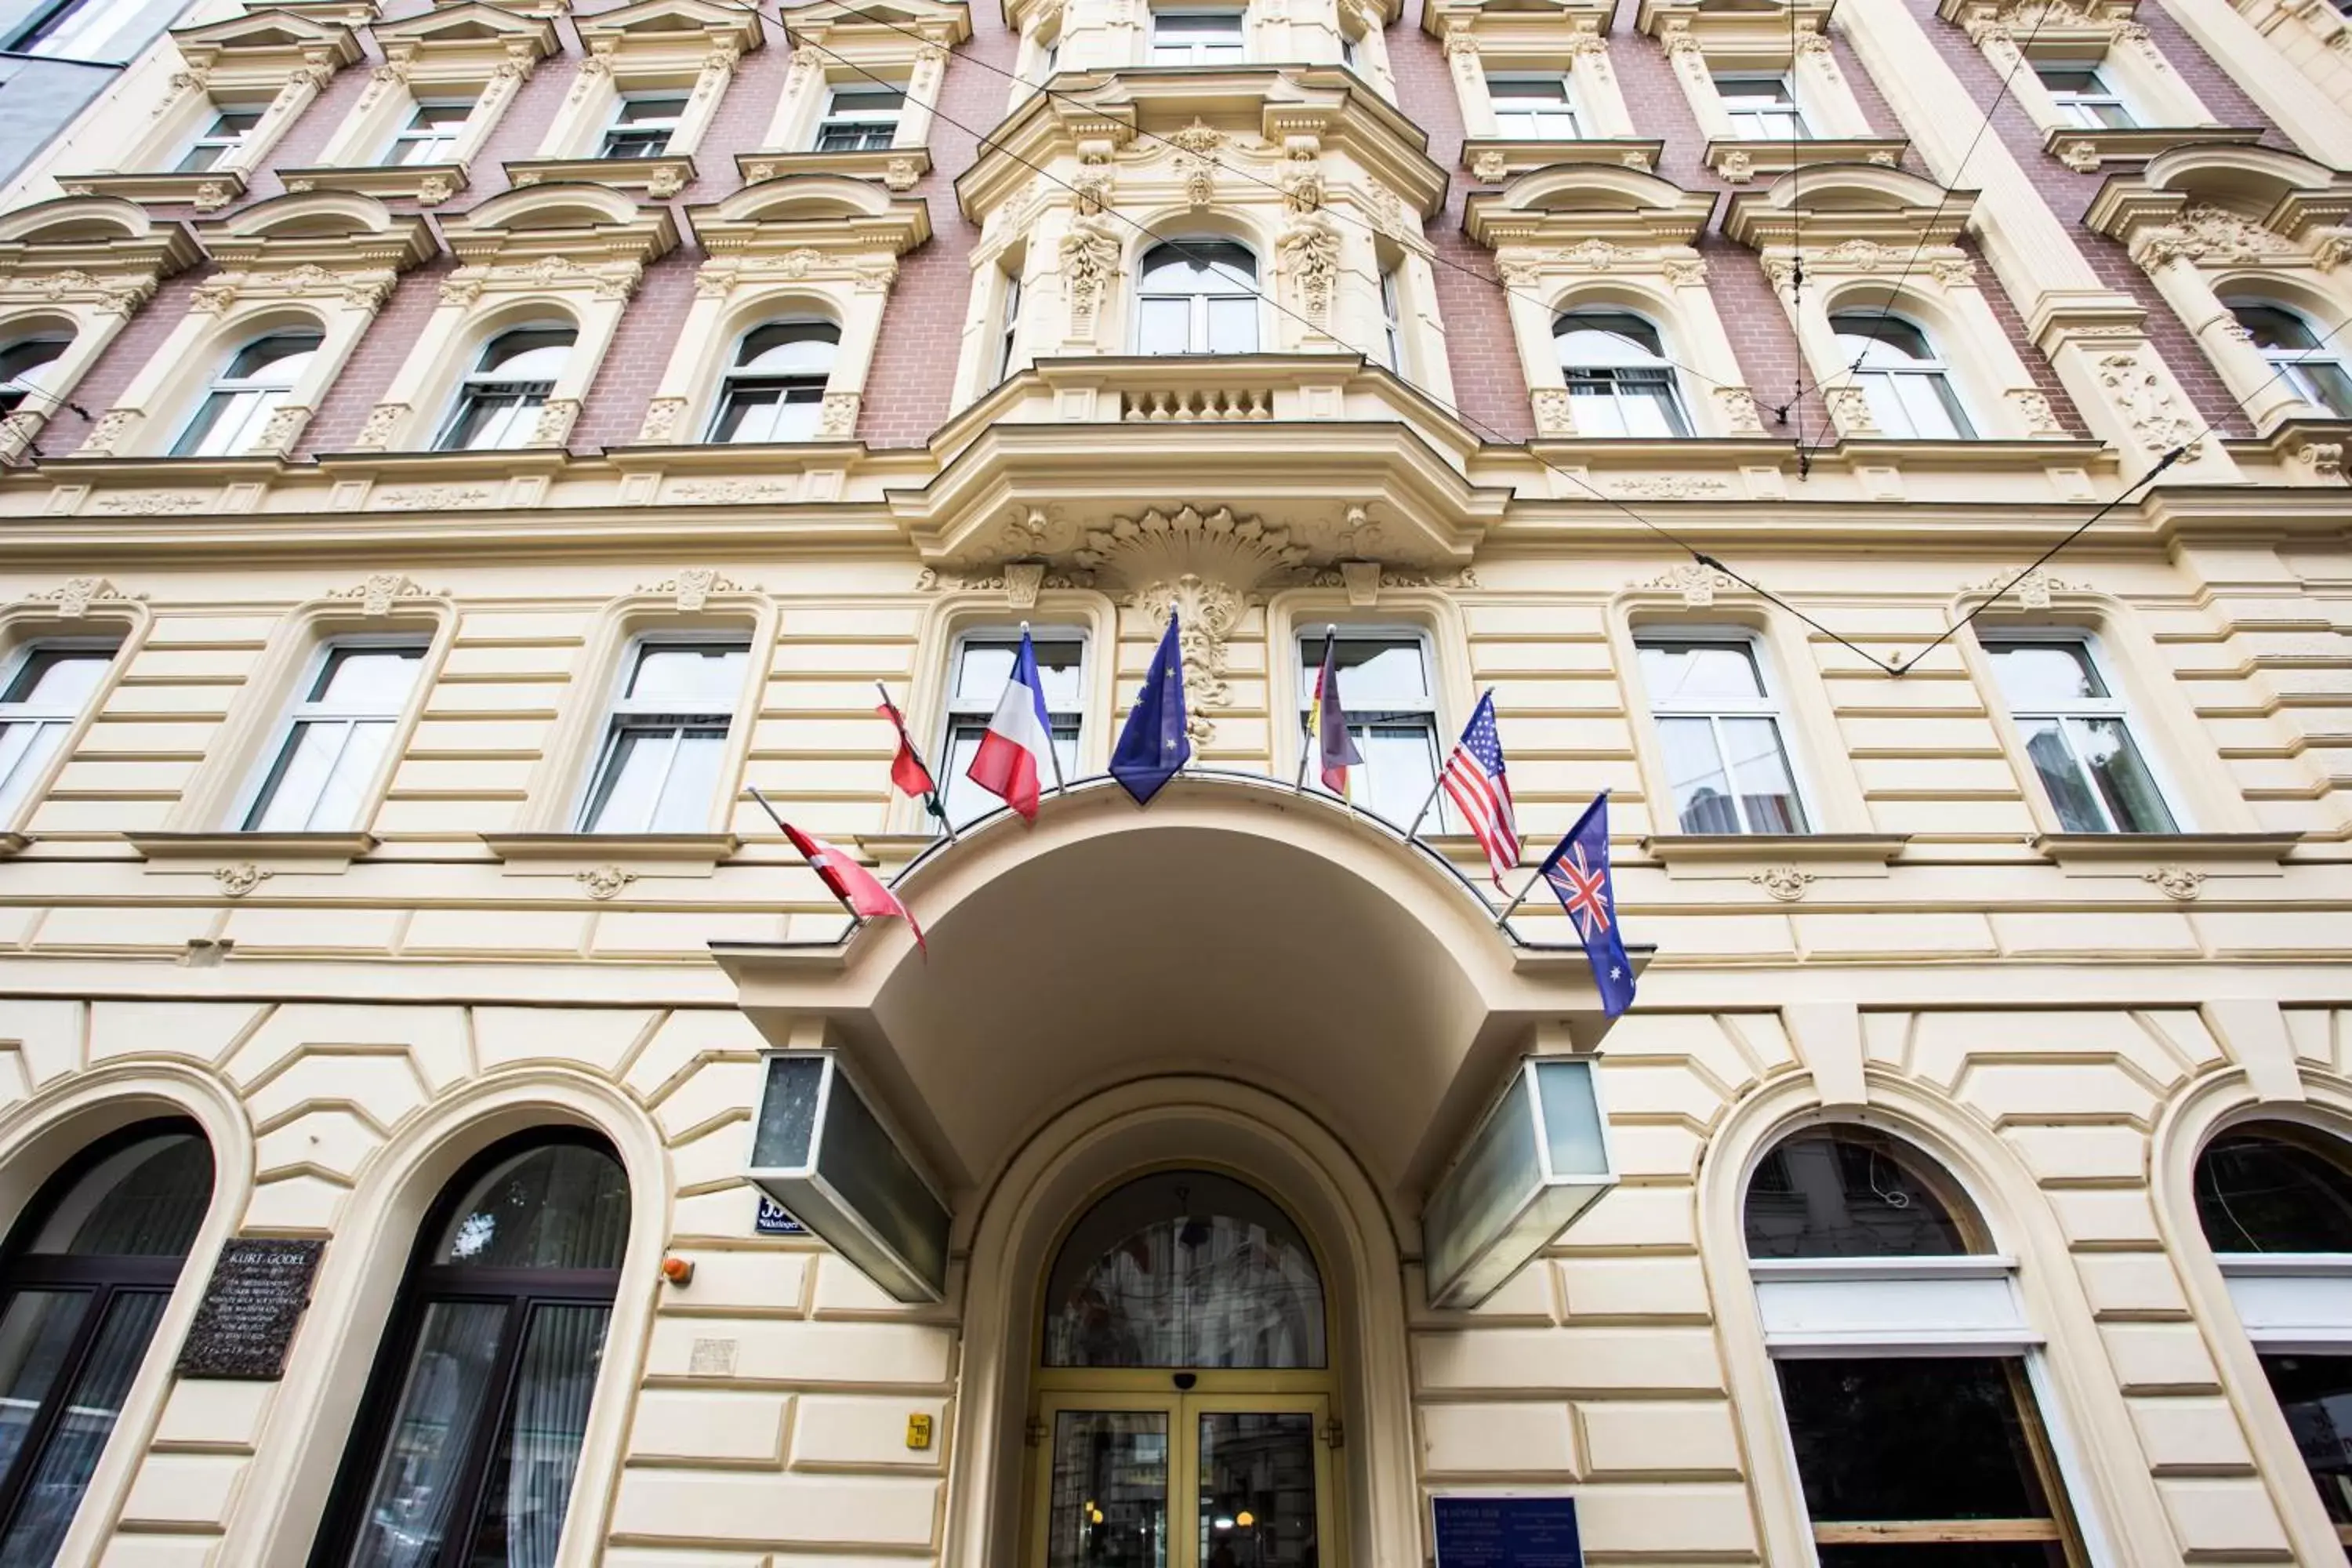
[437, 182, 681, 279]
[2085, 143, 2352, 257]
[1465, 141, 1664, 183]
[575, 0, 764, 56]
[1424, 0, 1613, 31]
[1635, 0, 1833, 50]
[194, 191, 435, 282]
[1465, 163, 1717, 250]
[1722, 162, 1972, 251]
[692, 172, 932, 258]
[1936, 0, 2139, 51]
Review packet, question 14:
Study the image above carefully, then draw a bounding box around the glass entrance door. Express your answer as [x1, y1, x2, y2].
[1035, 1393, 1334, 1568]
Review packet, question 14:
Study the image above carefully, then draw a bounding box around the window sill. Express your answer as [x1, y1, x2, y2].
[1702, 136, 1906, 183]
[2045, 123, 2260, 172]
[480, 832, 740, 880]
[2035, 832, 2298, 871]
[60, 169, 249, 211]
[505, 154, 695, 198]
[1641, 833, 1907, 881]
[278, 161, 470, 206]
[736, 147, 930, 191]
[127, 831, 376, 878]
[1462, 136, 1662, 182]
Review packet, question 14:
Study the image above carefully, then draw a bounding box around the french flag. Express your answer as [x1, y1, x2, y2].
[966, 628, 1058, 822]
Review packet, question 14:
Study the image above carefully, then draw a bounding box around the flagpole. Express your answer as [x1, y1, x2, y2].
[1022, 620, 1069, 797]
[874, 679, 956, 843]
[1494, 857, 1550, 929]
[752, 783, 870, 919]
[1401, 771, 1446, 844]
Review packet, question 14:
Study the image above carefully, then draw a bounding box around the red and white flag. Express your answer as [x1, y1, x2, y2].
[874, 687, 937, 802]
[966, 628, 1058, 822]
[775, 815, 924, 950]
[1439, 690, 1521, 888]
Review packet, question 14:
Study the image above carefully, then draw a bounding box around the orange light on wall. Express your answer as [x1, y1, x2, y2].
[662, 1255, 694, 1285]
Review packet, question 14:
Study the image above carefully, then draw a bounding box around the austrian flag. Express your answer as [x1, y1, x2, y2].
[777, 816, 924, 951]
[967, 628, 1059, 822]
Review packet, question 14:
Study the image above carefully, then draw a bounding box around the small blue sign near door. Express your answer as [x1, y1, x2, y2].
[754, 1195, 806, 1235]
[1432, 1494, 1584, 1568]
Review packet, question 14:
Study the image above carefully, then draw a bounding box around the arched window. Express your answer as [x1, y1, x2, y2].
[318, 1133, 630, 1567]
[434, 325, 575, 452]
[170, 331, 321, 457]
[1035, 1171, 1337, 1568]
[707, 321, 838, 443]
[0, 336, 69, 418]
[1743, 1128, 2085, 1563]
[2227, 299, 2352, 418]
[2195, 1125, 2352, 1544]
[0, 1122, 212, 1561]
[1553, 310, 1690, 437]
[1135, 241, 1258, 356]
[1831, 313, 1974, 439]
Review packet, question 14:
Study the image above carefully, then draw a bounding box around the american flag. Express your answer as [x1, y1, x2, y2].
[1439, 691, 1520, 888]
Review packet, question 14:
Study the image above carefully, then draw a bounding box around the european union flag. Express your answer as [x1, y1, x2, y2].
[1537, 793, 1636, 1018]
[1110, 612, 1191, 805]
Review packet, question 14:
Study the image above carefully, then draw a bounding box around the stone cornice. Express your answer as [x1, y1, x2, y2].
[372, 2, 562, 78]
[1464, 164, 1715, 249]
[1722, 164, 1973, 249]
[572, 0, 764, 58]
[168, 8, 365, 80]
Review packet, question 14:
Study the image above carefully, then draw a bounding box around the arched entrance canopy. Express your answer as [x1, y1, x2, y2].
[715, 774, 1638, 1214]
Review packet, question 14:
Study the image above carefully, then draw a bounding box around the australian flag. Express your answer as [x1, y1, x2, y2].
[1537, 793, 1636, 1017]
[1110, 612, 1191, 804]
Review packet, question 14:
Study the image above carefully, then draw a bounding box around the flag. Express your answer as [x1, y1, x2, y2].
[966, 628, 1058, 822]
[779, 818, 924, 951]
[1304, 631, 1363, 796]
[1537, 793, 1635, 1017]
[1110, 612, 1191, 805]
[1440, 690, 1520, 888]
[874, 689, 936, 802]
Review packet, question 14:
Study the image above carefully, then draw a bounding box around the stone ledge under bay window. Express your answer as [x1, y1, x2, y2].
[1703, 136, 1908, 185]
[734, 147, 932, 191]
[278, 162, 471, 206]
[480, 831, 742, 880]
[506, 154, 698, 198]
[2044, 124, 2263, 173]
[64, 170, 251, 212]
[1464, 137, 1662, 182]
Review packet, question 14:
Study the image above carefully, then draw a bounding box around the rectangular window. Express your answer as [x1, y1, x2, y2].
[579, 640, 751, 833]
[1149, 10, 1246, 64]
[1777, 1357, 2077, 1563]
[814, 85, 905, 152]
[996, 270, 1024, 383]
[10, 0, 149, 62]
[1376, 269, 1403, 373]
[600, 94, 687, 159]
[0, 645, 113, 826]
[940, 633, 1083, 828]
[1487, 75, 1579, 140]
[1984, 637, 2176, 833]
[387, 100, 474, 165]
[2036, 62, 2133, 129]
[1636, 636, 1808, 834]
[1295, 633, 1446, 826]
[174, 108, 263, 173]
[243, 643, 426, 832]
[1715, 73, 1808, 139]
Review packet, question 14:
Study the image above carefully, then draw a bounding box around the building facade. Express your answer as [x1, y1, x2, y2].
[0, 0, 2346, 1559]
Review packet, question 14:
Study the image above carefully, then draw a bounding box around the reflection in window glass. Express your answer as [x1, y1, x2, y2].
[2256, 1353, 2352, 1534]
[1136, 242, 1258, 355]
[1047, 1411, 1168, 1568]
[172, 331, 321, 457]
[1149, 9, 1245, 63]
[599, 94, 685, 158]
[245, 644, 426, 833]
[2228, 299, 2352, 417]
[1984, 639, 2174, 834]
[0, 645, 113, 826]
[814, 85, 904, 151]
[2194, 1131, 2352, 1254]
[579, 641, 750, 834]
[437, 326, 575, 452]
[1637, 638, 1806, 834]
[1832, 314, 1975, 440]
[941, 635, 1083, 828]
[1745, 1129, 1974, 1259]
[1488, 75, 1578, 139]
[1555, 312, 1690, 437]
[1294, 635, 1446, 826]
[0, 337, 69, 417]
[1199, 1412, 1317, 1568]
[709, 321, 838, 444]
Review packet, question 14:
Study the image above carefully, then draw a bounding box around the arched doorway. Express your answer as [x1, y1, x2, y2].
[1028, 1169, 1341, 1568]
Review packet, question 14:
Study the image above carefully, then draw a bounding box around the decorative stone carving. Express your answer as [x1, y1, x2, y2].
[1965, 565, 2077, 609]
[1127, 573, 1244, 745]
[416, 174, 456, 206]
[29, 578, 132, 619]
[1530, 387, 1574, 435]
[438, 277, 485, 308]
[215, 864, 273, 898]
[2095, 352, 2202, 456]
[1663, 256, 1708, 288]
[194, 182, 233, 212]
[77, 409, 140, 456]
[1607, 476, 1733, 499]
[1822, 385, 1877, 435]
[2056, 140, 2101, 173]
[1002, 561, 1047, 610]
[1750, 866, 1813, 902]
[2006, 388, 2064, 435]
[648, 166, 687, 200]
[1060, 214, 1121, 337]
[334, 573, 437, 616]
[530, 397, 582, 447]
[2134, 204, 2293, 268]
[372, 485, 493, 511]
[637, 397, 690, 444]
[1820, 238, 1890, 270]
[818, 393, 859, 437]
[1278, 211, 1341, 322]
[1719, 150, 1754, 183]
[93, 492, 206, 516]
[188, 280, 241, 314]
[884, 158, 921, 192]
[641, 568, 746, 612]
[676, 480, 797, 505]
[1635, 560, 1736, 608]
[576, 866, 637, 900]
[1553, 238, 1621, 271]
[1167, 118, 1225, 209]
[354, 403, 408, 450]
[1471, 151, 1508, 184]
[2143, 865, 2205, 901]
[1074, 505, 1308, 585]
[254, 405, 310, 455]
[2292, 440, 2343, 480]
[1713, 385, 1765, 434]
[1928, 255, 1977, 288]
[2314, 230, 2352, 271]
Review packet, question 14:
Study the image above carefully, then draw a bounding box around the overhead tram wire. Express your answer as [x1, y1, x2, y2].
[739, 0, 1913, 672]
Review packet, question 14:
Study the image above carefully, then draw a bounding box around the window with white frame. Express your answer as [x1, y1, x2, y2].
[1715, 73, 1806, 139]
[1488, 74, 1580, 139]
[2227, 299, 2352, 418]
[1981, 635, 2176, 834]
[1831, 314, 1975, 440]
[171, 331, 321, 457]
[175, 107, 264, 173]
[939, 632, 1083, 828]
[434, 324, 574, 452]
[9, 0, 151, 61]
[2193, 1124, 2352, 1541]
[1294, 632, 1448, 826]
[1149, 9, 1246, 64]
[242, 641, 425, 831]
[1635, 635, 1808, 834]
[600, 93, 687, 159]
[708, 321, 837, 443]
[577, 638, 750, 833]
[385, 100, 474, 165]
[1375, 268, 1403, 374]
[1135, 240, 1258, 355]
[813, 84, 905, 151]
[1745, 1127, 2085, 1563]
[2034, 61, 2133, 129]
[0, 336, 70, 418]
[996, 270, 1024, 383]
[0, 644, 114, 826]
[1556, 311, 1691, 437]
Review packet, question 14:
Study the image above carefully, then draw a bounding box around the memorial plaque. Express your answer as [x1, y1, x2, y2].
[174, 1236, 325, 1381]
[1432, 1494, 1584, 1568]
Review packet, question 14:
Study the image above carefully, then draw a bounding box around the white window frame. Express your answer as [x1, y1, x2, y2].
[236, 636, 426, 833]
[575, 634, 754, 834]
[0, 639, 118, 828]
[1834, 315, 1976, 441]
[812, 83, 906, 152]
[1376, 268, 1403, 374]
[599, 93, 688, 159]
[1555, 311, 1694, 438]
[938, 627, 1087, 829]
[2036, 60, 2134, 129]
[1715, 72, 1808, 140]
[176, 106, 263, 173]
[1292, 626, 1452, 827]
[706, 321, 838, 445]
[1486, 73, 1581, 140]
[1148, 9, 1247, 64]
[1978, 630, 2186, 834]
[171, 331, 321, 458]
[385, 98, 475, 165]
[1634, 630, 1813, 836]
[996, 269, 1024, 384]
[434, 325, 573, 453]
[1133, 241, 1261, 355]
